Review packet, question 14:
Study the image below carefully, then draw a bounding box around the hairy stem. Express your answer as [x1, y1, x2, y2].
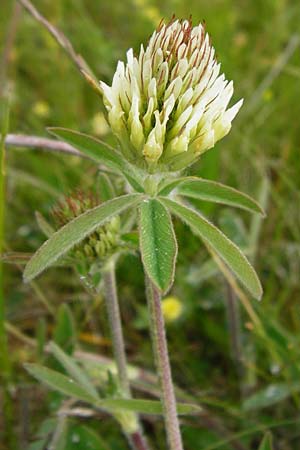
[146, 277, 184, 450]
[102, 260, 150, 450]
[5, 133, 85, 158]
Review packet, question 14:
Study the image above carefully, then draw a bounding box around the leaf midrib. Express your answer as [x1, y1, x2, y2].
[149, 200, 164, 289]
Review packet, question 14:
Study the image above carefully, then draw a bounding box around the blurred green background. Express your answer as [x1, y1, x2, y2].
[1, 0, 300, 448]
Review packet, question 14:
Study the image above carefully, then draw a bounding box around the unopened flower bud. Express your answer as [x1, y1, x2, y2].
[52, 190, 121, 264]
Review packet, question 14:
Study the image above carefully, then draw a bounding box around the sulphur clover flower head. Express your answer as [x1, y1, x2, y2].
[100, 17, 243, 172]
[52, 190, 121, 263]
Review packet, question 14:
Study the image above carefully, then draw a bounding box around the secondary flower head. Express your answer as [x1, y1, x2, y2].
[52, 190, 121, 264]
[100, 17, 243, 172]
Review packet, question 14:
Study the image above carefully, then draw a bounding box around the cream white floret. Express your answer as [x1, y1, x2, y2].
[100, 18, 243, 171]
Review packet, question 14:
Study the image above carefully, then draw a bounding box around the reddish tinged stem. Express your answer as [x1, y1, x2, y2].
[127, 431, 150, 450]
[5, 134, 84, 158]
[146, 277, 184, 450]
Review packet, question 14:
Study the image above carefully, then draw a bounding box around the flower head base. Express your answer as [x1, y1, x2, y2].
[100, 17, 243, 172]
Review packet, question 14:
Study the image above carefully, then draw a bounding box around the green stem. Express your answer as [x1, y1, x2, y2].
[146, 277, 184, 450]
[102, 261, 131, 396]
[0, 98, 14, 447]
[102, 260, 150, 450]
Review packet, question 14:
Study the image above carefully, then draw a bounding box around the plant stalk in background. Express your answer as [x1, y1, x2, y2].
[0, 99, 15, 449]
[102, 260, 150, 450]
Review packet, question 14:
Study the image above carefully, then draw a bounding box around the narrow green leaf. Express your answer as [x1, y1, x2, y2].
[161, 198, 262, 299]
[24, 194, 142, 282]
[99, 398, 202, 416]
[49, 342, 99, 400]
[139, 198, 177, 292]
[35, 417, 57, 437]
[49, 419, 68, 450]
[243, 382, 300, 411]
[159, 177, 265, 215]
[48, 127, 143, 191]
[24, 363, 97, 404]
[25, 364, 202, 416]
[258, 432, 274, 450]
[177, 179, 265, 215]
[27, 418, 57, 450]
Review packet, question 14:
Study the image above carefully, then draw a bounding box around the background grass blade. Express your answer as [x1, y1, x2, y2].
[24, 194, 142, 282]
[161, 198, 262, 300]
[258, 432, 274, 450]
[49, 341, 99, 400]
[0, 93, 15, 449]
[35, 211, 55, 237]
[139, 198, 177, 292]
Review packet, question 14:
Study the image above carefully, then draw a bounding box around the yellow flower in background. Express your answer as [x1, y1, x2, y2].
[32, 100, 50, 118]
[162, 296, 183, 323]
[100, 18, 243, 172]
[132, 0, 161, 25]
[263, 89, 273, 102]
